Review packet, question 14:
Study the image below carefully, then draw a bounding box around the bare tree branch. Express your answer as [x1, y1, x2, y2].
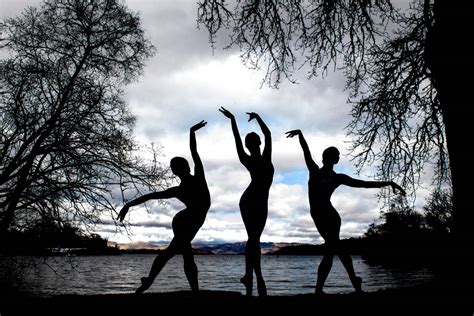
[0, 0, 169, 233]
[197, 0, 449, 196]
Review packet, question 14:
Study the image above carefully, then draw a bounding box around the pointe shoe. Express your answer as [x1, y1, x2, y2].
[257, 282, 267, 297]
[135, 277, 151, 294]
[352, 276, 363, 293]
[314, 288, 327, 295]
[240, 276, 253, 296]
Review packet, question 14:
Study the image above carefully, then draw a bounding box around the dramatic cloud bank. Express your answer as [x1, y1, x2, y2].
[2, 0, 427, 245]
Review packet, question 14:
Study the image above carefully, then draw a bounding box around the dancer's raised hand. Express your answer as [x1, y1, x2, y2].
[219, 106, 234, 119]
[246, 112, 259, 122]
[191, 120, 207, 132]
[285, 129, 302, 138]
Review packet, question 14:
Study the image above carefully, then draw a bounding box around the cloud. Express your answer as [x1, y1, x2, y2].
[4, 0, 430, 245]
[268, 183, 308, 218]
[130, 220, 172, 229]
[0, 0, 40, 18]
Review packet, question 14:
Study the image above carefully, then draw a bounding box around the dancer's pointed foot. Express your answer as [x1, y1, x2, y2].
[315, 285, 326, 295]
[257, 281, 267, 297]
[135, 277, 152, 294]
[314, 289, 327, 295]
[352, 276, 363, 293]
[240, 275, 252, 297]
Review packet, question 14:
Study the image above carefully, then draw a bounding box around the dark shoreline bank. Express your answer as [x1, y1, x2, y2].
[1, 279, 473, 306]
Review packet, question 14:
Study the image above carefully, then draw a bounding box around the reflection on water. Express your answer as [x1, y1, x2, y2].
[9, 255, 435, 297]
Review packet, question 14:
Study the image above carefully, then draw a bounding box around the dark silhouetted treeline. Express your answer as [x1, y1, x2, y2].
[1, 219, 120, 256]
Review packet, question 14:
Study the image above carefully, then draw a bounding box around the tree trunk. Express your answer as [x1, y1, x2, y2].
[427, 1, 474, 279]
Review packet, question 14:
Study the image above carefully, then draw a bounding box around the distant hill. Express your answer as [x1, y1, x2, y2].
[191, 242, 302, 255]
[110, 241, 316, 255]
[191, 242, 247, 255]
[271, 238, 367, 256]
[108, 241, 166, 251]
[108, 241, 213, 255]
[271, 244, 325, 256]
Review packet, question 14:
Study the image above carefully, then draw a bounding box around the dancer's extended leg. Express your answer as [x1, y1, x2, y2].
[315, 253, 334, 294]
[250, 238, 267, 296]
[183, 241, 199, 292]
[241, 240, 254, 296]
[135, 239, 177, 294]
[338, 252, 362, 292]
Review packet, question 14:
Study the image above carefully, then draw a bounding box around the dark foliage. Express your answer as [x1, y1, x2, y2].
[0, 0, 169, 235]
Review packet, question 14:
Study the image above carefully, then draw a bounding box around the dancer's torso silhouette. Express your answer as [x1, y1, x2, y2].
[174, 173, 210, 210]
[308, 167, 342, 241]
[240, 153, 274, 234]
[170, 167, 211, 241]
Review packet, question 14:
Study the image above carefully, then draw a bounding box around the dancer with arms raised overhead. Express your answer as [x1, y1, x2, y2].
[219, 107, 274, 296]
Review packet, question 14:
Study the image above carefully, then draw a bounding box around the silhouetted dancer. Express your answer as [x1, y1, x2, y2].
[117, 121, 210, 294]
[219, 107, 274, 297]
[286, 129, 406, 294]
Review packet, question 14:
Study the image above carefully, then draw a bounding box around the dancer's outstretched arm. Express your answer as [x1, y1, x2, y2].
[247, 112, 271, 161]
[339, 174, 406, 196]
[286, 129, 319, 172]
[117, 188, 178, 222]
[219, 107, 249, 165]
[190, 120, 207, 178]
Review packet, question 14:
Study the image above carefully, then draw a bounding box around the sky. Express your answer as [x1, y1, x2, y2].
[1, 0, 426, 245]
